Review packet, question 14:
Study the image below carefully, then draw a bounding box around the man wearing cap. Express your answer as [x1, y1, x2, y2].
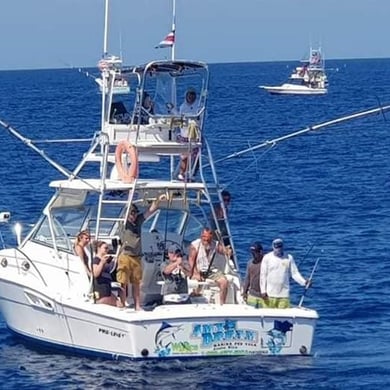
[117, 194, 167, 310]
[260, 238, 309, 309]
[242, 241, 265, 308]
[188, 227, 229, 304]
[160, 244, 191, 304]
[177, 88, 200, 181]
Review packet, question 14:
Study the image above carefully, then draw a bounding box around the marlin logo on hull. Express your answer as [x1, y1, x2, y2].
[155, 321, 185, 357]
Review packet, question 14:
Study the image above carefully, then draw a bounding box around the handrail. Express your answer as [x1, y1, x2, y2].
[14, 248, 48, 287]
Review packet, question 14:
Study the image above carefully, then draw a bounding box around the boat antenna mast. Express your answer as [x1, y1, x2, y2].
[103, 0, 109, 57]
[155, 0, 176, 60]
[171, 0, 176, 60]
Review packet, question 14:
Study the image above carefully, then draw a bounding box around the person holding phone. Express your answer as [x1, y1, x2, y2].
[92, 241, 124, 307]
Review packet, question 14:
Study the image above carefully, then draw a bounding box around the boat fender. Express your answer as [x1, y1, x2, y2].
[115, 140, 139, 183]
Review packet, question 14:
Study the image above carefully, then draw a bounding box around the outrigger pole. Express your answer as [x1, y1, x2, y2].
[0, 118, 74, 179]
[0, 118, 95, 188]
[212, 104, 390, 165]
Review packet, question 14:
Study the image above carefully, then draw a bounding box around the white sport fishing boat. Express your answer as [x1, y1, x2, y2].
[95, 55, 130, 95]
[261, 81, 327, 95]
[0, 57, 319, 359]
[4, 1, 390, 361]
[261, 47, 328, 95]
[0, 0, 321, 359]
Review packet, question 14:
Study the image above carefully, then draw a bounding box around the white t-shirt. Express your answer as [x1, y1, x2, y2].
[179, 100, 199, 138]
[180, 100, 199, 116]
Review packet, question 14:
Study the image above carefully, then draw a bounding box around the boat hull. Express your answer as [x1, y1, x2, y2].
[260, 84, 327, 95]
[0, 278, 318, 359]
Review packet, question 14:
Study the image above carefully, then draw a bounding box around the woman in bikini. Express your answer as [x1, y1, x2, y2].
[74, 230, 91, 277]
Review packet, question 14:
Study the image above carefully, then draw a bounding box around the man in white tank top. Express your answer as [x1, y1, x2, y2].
[188, 228, 229, 304]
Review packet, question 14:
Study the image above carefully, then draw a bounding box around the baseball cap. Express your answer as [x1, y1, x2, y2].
[168, 244, 181, 254]
[250, 241, 263, 252]
[272, 238, 283, 249]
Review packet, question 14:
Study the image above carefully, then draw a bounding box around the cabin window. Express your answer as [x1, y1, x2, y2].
[32, 215, 72, 252]
[32, 217, 52, 246]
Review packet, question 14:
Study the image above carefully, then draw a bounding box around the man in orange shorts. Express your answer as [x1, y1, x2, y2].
[117, 194, 167, 310]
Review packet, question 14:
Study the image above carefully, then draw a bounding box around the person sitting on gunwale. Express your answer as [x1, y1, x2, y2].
[188, 228, 230, 304]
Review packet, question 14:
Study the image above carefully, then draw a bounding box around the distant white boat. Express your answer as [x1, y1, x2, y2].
[261, 47, 328, 95]
[261, 81, 327, 95]
[95, 55, 130, 95]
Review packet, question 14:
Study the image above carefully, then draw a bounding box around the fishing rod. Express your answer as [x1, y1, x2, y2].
[211, 104, 390, 165]
[298, 257, 320, 307]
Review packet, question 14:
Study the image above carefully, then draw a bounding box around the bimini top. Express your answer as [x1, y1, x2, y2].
[122, 60, 207, 76]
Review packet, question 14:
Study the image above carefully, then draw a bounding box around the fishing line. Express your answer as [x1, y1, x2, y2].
[296, 240, 317, 267]
[249, 140, 276, 180]
[375, 95, 388, 122]
[223, 143, 276, 188]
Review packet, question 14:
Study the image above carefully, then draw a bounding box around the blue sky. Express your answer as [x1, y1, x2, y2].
[1, 0, 389, 70]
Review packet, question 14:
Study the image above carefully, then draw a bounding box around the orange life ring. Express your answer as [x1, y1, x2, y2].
[115, 140, 139, 183]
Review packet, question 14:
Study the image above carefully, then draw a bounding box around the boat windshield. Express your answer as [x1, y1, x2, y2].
[31, 189, 211, 253]
[142, 206, 205, 245]
[31, 191, 124, 251]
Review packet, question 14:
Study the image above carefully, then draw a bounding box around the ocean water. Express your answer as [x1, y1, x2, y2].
[0, 58, 390, 389]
